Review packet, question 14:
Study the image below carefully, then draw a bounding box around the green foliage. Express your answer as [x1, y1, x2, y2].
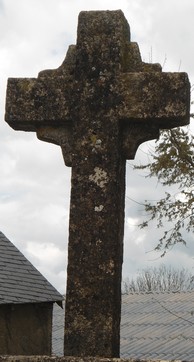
[136, 127, 194, 255]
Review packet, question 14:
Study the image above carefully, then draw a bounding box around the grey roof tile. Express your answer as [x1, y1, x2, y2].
[0, 231, 63, 305]
[52, 291, 194, 360]
[120, 292, 194, 361]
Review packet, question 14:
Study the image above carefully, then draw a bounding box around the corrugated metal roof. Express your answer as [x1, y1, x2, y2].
[0, 231, 63, 304]
[121, 292, 194, 361]
[52, 292, 194, 360]
[52, 300, 65, 356]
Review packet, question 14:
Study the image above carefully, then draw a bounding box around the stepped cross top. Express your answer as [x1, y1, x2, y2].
[5, 10, 190, 358]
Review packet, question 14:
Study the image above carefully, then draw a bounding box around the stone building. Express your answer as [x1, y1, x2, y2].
[0, 231, 63, 356]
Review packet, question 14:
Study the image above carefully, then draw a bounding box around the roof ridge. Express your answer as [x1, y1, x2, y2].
[122, 290, 194, 295]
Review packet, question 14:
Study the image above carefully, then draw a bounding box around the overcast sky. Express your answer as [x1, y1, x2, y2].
[0, 0, 193, 294]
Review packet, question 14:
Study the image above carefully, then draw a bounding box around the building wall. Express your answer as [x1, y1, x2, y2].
[0, 302, 53, 355]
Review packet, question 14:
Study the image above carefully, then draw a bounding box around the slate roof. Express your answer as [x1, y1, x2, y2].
[52, 291, 194, 360]
[0, 231, 63, 305]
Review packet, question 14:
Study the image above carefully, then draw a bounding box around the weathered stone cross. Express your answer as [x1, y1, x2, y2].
[5, 10, 190, 358]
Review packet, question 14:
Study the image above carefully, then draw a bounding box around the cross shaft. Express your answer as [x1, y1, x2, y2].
[5, 10, 190, 358]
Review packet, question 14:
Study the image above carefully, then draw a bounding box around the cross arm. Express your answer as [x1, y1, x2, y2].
[5, 76, 73, 131]
[117, 71, 190, 128]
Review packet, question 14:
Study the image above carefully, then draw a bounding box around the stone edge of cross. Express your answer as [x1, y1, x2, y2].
[4, 9, 190, 163]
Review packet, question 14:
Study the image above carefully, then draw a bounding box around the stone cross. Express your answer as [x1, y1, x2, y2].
[5, 10, 190, 358]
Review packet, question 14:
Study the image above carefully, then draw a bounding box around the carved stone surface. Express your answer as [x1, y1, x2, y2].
[0, 357, 185, 362]
[5, 10, 190, 358]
